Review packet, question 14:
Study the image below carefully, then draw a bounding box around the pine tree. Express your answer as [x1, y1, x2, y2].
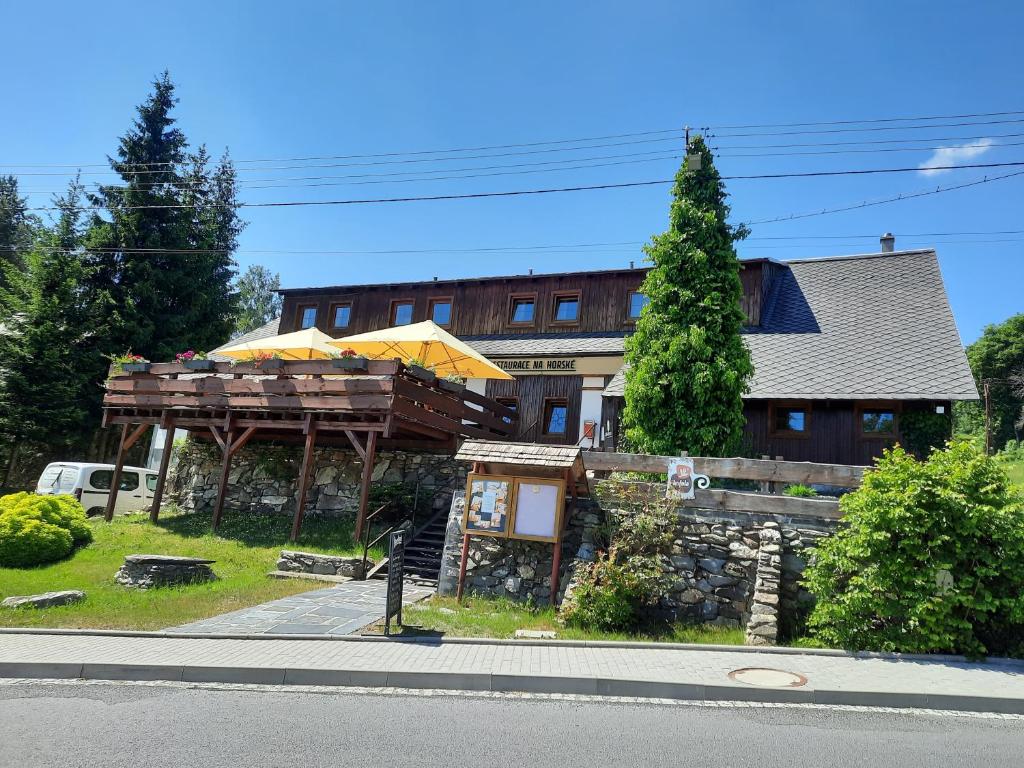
[621, 136, 753, 456]
[234, 264, 282, 335]
[84, 72, 242, 362]
[0, 180, 94, 454]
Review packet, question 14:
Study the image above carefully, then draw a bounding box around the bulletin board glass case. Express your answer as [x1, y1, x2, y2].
[463, 473, 566, 543]
[510, 478, 565, 542]
[463, 475, 515, 537]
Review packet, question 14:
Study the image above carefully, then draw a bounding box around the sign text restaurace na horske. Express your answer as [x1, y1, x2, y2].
[494, 358, 578, 373]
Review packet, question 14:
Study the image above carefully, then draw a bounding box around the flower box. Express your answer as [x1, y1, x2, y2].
[407, 364, 436, 383]
[183, 359, 216, 371]
[256, 357, 286, 370]
[438, 378, 466, 394]
[122, 363, 151, 373]
[332, 356, 369, 371]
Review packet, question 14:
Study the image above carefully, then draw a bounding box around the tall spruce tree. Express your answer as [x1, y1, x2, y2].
[0, 180, 94, 456]
[622, 136, 753, 456]
[84, 73, 242, 362]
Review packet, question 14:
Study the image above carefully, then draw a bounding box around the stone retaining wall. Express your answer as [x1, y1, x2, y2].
[168, 440, 465, 519]
[438, 479, 835, 640]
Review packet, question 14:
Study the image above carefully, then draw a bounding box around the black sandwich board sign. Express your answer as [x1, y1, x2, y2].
[384, 528, 407, 636]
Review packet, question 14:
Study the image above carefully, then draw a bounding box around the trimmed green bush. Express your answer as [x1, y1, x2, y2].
[0, 492, 92, 567]
[803, 441, 1024, 657]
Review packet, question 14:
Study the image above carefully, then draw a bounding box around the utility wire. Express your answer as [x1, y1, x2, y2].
[23, 161, 1024, 213]
[704, 109, 1024, 130]
[707, 117, 1024, 139]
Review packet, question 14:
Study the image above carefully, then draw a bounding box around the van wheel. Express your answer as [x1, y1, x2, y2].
[86, 507, 104, 518]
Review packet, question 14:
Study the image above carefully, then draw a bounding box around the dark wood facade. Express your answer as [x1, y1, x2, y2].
[485, 375, 584, 446]
[280, 269, 650, 338]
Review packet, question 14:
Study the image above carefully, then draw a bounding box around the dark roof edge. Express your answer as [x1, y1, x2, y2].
[783, 248, 936, 264]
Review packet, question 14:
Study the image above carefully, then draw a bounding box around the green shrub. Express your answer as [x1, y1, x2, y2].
[802, 440, 1024, 657]
[0, 492, 92, 567]
[560, 552, 667, 632]
[783, 484, 818, 498]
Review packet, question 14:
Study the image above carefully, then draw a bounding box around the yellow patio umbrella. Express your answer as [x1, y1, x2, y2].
[216, 327, 340, 360]
[331, 320, 514, 380]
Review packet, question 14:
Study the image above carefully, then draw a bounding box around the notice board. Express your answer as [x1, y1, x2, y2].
[463, 473, 566, 543]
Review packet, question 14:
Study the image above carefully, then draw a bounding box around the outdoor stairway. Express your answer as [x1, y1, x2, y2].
[370, 509, 448, 586]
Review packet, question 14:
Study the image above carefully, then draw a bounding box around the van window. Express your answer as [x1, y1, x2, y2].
[90, 470, 140, 492]
[146, 474, 159, 492]
[38, 464, 79, 493]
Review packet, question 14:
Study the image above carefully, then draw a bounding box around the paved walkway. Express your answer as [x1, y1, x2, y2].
[0, 631, 1022, 713]
[168, 581, 434, 636]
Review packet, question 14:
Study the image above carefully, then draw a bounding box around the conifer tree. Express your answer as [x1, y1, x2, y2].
[622, 136, 753, 456]
[234, 264, 282, 335]
[0, 180, 94, 455]
[84, 72, 242, 362]
[0, 176, 38, 294]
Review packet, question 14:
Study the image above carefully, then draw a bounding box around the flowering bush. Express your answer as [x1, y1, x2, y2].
[0, 492, 92, 567]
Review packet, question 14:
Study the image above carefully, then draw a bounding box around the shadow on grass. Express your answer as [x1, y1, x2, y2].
[154, 509, 362, 554]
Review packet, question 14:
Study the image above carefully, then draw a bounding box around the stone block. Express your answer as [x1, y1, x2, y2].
[2, 590, 86, 609]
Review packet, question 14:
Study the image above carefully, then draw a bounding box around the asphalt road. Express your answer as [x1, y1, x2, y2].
[2, 680, 1022, 767]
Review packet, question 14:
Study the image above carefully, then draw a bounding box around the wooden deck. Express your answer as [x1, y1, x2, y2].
[101, 359, 518, 540]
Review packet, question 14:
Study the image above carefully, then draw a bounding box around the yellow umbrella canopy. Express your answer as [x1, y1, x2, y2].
[331, 320, 514, 380]
[217, 327, 340, 360]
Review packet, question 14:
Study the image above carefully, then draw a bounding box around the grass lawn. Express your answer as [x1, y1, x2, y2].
[1001, 455, 1024, 489]
[0, 509, 379, 630]
[373, 595, 746, 645]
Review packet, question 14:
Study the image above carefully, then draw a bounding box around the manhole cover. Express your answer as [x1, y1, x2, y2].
[728, 667, 808, 688]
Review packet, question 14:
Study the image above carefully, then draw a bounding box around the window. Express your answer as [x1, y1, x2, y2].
[496, 397, 519, 425]
[428, 297, 453, 328]
[542, 398, 569, 436]
[390, 300, 414, 326]
[509, 294, 536, 325]
[297, 304, 317, 330]
[628, 291, 649, 319]
[331, 303, 352, 329]
[551, 291, 580, 323]
[772, 405, 808, 434]
[89, 470, 139, 492]
[862, 409, 896, 435]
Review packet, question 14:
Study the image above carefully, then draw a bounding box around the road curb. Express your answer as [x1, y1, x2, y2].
[0, 627, 1021, 669]
[1, 659, 1022, 714]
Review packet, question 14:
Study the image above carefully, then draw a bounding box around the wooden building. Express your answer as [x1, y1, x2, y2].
[236, 241, 977, 466]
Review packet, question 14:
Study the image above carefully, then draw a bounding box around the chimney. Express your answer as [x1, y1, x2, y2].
[880, 232, 895, 253]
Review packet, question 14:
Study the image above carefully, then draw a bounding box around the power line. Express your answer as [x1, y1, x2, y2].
[23, 160, 1024, 213]
[745, 168, 1024, 225]
[707, 117, 1024, 139]
[704, 109, 1024, 130]
[711, 130, 1024, 151]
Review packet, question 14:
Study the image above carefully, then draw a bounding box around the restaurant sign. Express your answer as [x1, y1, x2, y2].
[491, 356, 623, 376]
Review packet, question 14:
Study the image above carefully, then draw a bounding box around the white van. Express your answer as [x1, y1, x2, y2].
[35, 462, 159, 517]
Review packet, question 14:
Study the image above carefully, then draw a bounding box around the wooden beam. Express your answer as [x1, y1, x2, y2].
[353, 430, 378, 543]
[227, 426, 258, 459]
[149, 419, 177, 523]
[209, 426, 226, 452]
[344, 430, 366, 461]
[103, 423, 149, 523]
[290, 421, 319, 541]
[583, 451, 867, 488]
[211, 424, 235, 531]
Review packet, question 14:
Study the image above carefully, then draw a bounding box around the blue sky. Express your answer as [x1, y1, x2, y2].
[2, 1, 1021, 342]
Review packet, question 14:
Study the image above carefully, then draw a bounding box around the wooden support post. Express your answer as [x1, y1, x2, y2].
[456, 532, 471, 601]
[290, 421, 319, 542]
[353, 430, 378, 543]
[771, 455, 785, 495]
[759, 455, 771, 495]
[149, 418, 176, 523]
[211, 424, 235, 531]
[103, 423, 149, 522]
[550, 467, 574, 606]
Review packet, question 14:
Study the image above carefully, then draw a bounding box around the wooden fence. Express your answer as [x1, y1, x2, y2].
[582, 451, 871, 520]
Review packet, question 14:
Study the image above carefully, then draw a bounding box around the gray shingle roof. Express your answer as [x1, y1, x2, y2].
[744, 250, 977, 400]
[603, 251, 977, 401]
[208, 317, 282, 361]
[456, 440, 582, 468]
[461, 332, 627, 357]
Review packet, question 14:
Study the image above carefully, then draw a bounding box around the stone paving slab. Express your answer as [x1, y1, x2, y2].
[167, 580, 434, 636]
[0, 632, 1022, 713]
